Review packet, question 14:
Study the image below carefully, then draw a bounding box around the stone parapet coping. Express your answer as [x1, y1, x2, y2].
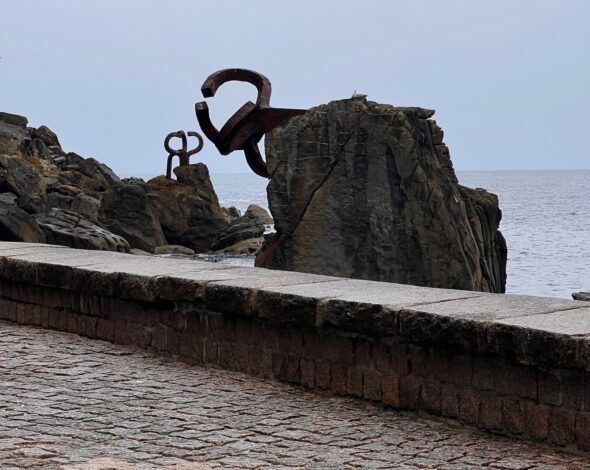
[0, 242, 588, 372]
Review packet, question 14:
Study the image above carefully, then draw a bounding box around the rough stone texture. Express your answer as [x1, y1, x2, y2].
[2, 322, 588, 469]
[98, 184, 166, 253]
[145, 164, 228, 252]
[212, 212, 265, 251]
[35, 209, 130, 252]
[0, 201, 44, 243]
[215, 237, 263, 256]
[1, 242, 590, 455]
[245, 204, 274, 225]
[258, 97, 507, 293]
[0, 154, 45, 197]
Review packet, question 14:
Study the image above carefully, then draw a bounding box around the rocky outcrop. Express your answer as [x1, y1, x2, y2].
[34, 209, 129, 252]
[244, 204, 273, 225]
[144, 164, 228, 252]
[98, 184, 167, 253]
[212, 210, 265, 252]
[0, 112, 238, 254]
[257, 97, 507, 293]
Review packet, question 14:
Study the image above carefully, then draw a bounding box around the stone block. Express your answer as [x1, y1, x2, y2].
[525, 401, 550, 441]
[479, 393, 503, 431]
[502, 398, 526, 434]
[363, 369, 382, 401]
[96, 319, 115, 342]
[347, 367, 363, 397]
[548, 408, 575, 446]
[315, 361, 331, 389]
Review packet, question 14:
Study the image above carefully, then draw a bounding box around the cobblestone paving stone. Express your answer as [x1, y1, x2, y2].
[1, 321, 589, 469]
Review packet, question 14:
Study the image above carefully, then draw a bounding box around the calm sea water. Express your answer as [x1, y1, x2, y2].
[207, 171, 589, 299]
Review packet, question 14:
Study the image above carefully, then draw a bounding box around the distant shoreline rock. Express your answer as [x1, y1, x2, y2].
[0, 111, 271, 255]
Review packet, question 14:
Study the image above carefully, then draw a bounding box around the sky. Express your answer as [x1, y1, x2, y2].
[1, 1, 589, 175]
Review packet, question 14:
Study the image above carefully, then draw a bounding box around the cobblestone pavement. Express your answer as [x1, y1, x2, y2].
[1, 322, 589, 469]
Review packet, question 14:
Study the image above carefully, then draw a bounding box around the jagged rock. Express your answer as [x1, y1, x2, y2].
[154, 244, 196, 256]
[0, 121, 31, 157]
[0, 200, 44, 243]
[573, 292, 590, 301]
[32, 125, 60, 149]
[0, 154, 45, 197]
[212, 213, 265, 251]
[35, 208, 129, 252]
[98, 183, 166, 253]
[145, 165, 227, 252]
[257, 97, 507, 293]
[244, 204, 273, 225]
[54, 153, 119, 197]
[0, 112, 28, 128]
[222, 206, 242, 222]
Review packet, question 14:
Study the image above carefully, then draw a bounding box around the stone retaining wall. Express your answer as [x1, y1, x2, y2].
[1, 242, 589, 453]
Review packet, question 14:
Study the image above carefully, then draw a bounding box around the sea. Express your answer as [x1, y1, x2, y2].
[138, 171, 590, 299]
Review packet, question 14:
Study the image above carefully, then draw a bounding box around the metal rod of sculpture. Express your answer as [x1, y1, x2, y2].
[195, 68, 305, 178]
[164, 130, 203, 179]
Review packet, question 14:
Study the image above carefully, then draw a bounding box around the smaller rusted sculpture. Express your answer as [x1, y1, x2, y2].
[164, 130, 203, 179]
[195, 68, 305, 178]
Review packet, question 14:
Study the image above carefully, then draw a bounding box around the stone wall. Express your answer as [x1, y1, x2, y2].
[0, 242, 589, 453]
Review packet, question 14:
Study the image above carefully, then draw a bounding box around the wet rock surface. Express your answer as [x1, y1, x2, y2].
[258, 98, 507, 293]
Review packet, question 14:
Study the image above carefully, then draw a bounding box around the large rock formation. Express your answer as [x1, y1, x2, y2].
[98, 183, 167, 253]
[35, 209, 130, 252]
[0, 111, 237, 255]
[257, 97, 507, 293]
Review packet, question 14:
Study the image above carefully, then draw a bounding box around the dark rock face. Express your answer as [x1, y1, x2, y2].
[212, 213, 265, 251]
[35, 209, 130, 252]
[0, 200, 44, 243]
[257, 97, 507, 293]
[98, 184, 167, 253]
[145, 164, 228, 252]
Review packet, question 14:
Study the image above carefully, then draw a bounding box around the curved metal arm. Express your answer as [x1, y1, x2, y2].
[201, 68, 272, 107]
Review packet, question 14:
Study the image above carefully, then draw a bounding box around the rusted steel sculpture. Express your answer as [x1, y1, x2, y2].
[164, 130, 203, 179]
[195, 69, 305, 178]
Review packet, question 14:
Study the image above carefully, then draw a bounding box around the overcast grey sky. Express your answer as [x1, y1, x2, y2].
[1, 1, 588, 175]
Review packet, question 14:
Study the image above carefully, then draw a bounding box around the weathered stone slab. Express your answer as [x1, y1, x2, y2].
[403, 293, 587, 321]
[256, 278, 482, 307]
[498, 307, 590, 335]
